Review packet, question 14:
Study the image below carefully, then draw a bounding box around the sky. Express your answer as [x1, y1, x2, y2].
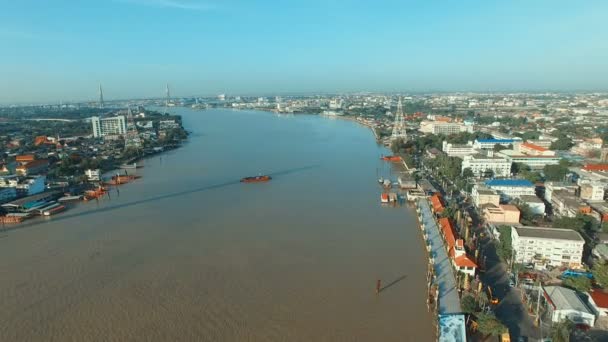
[1, 0, 607, 104]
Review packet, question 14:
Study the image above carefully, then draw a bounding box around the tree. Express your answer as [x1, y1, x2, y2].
[496, 226, 513, 262]
[517, 203, 535, 225]
[592, 262, 608, 288]
[550, 319, 574, 342]
[603, 221, 608, 233]
[476, 313, 508, 337]
[483, 169, 495, 179]
[550, 136, 574, 151]
[461, 294, 478, 314]
[543, 164, 568, 181]
[554, 215, 599, 233]
[511, 162, 529, 175]
[462, 167, 474, 179]
[562, 276, 592, 292]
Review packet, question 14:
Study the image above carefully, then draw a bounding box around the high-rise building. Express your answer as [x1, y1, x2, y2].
[91, 116, 127, 138]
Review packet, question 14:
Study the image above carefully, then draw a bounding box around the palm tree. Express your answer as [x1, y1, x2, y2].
[478, 291, 489, 312]
[550, 319, 574, 342]
[476, 312, 507, 340]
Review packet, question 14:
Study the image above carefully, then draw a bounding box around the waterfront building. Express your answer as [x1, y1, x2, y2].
[15, 176, 46, 196]
[543, 286, 595, 327]
[15, 159, 49, 176]
[85, 169, 101, 181]
[484, 179, 535, 201]
[461, 152, 511, 178]
[0, 187, 17, 203]
[442, 141, 476, 158]
[438, 218, 477, 276]
[511, 226, 584, 269]
[91, 115, 127, 138]
[472, 138, 522, 150]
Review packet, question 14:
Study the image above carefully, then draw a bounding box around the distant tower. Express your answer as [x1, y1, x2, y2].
[98, 84, 104, 109]
[164, 83, 171, 115]
[124, 106, 142, 149]
[391, 97, 408, 141]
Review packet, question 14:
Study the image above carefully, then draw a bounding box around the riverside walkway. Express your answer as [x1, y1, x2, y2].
[418, 199, 462, 314]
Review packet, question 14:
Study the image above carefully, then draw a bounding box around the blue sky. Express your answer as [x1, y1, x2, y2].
[1, 0, 607, 103]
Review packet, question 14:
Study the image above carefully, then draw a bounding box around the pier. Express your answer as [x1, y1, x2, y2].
[417, 198, 461, 314]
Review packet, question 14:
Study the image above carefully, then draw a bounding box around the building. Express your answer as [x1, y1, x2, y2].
[15, 154, 36, 164]
[511, 226, 585, 269]
[484, 179, 535, 201]
[496, 149, 561, 170]
[0, 187, 17, 203]
[15, 176, 46, 196]
[419, 121, 473, 135]
[543, 286, 595, 327]
[15, 159, 49, 176]
[442, 141, 476, 158]
[588, 290, 608, 317]
[582, 164, 608, 172]
[462, 152, 511, 178]
[544, 182, 579, 203]
[519, 195, 546, 215]
[580, 182, 605, 202]
[91, 115, 127, 138]
[471, 185, 500, 207]
[526, 139, 554, 149]
[551, 190, 591, 218]
[483, 204, 521, 225]
[472, 138, 522, 150]
[438, 218, 477, 276]
[518, 142, 556, 157]
[85, 169, 101, 181]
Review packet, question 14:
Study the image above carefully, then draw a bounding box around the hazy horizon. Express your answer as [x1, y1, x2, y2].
[2, 0, 608, 104]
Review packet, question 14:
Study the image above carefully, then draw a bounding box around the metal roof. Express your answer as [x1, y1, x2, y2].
[514, 226, 584, 242]
[476, 139, 518, 143]
[544, 286, 592, 313]
[485, 179, 534, 187]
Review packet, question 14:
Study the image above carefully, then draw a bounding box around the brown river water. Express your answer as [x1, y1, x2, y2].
[0, 108, 433, 341]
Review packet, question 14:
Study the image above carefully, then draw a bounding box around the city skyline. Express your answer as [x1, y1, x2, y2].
[1, 0, 608, 104]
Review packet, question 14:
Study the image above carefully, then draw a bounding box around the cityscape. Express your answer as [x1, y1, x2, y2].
[2, 1, 608, 342]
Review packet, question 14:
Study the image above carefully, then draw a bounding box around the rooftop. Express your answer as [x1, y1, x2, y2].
[590, 290, 608, 309]
[514, 226, 584, 242]
[544, 286, 592, 313]
[476, 138, 519, 143]
[485, 179, 534, 187]
[519, 195, 543, 203]
[521, 142, 548, 152]
[584, 164, 608, 172]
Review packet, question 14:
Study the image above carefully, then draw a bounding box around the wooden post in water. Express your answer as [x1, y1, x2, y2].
[376, 279, 381, 294]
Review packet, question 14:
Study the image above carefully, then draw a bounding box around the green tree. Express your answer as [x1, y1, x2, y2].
[550, 319, 574, 342]
[592, 262, 608, 288]
[562, 276, 592, 292]
[602, 221, 608, 233]
[461, 294, 478, 314]
[517, 203, 535, 225]
[550, 136, 574, 151]
[511, 162, 529, 175]
[553, 215, 598, 233]
[496, 226, 513, 262]
[543, 164, 569, 181]
[476, 313, 508, 338]
[462, 167, 474, 179]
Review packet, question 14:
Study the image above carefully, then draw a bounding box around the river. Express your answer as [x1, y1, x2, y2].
[0, 108, 433, 341]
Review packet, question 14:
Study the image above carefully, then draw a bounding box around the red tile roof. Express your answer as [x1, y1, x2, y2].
[591, 290, 608, 309]
[439, 217, 456, 249]
[584, 164, 608, 172]
[430, 194, 444, 213]
[522, 142, 548, 152]
[454, 255, 478, 268]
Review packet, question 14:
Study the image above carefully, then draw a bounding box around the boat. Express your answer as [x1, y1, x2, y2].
[378, 177, 384, 184]
[58, 195, 83, 202]
[380, 155, 402, 162]
[380, 193, 389, 203]
[43, 204, 66, 216]
[119, 163, 139, 169]
[383, 179, 392, 188]
[240, 175, 272, 183]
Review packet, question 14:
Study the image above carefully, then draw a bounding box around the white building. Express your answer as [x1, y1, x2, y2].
[442, 141, 476, 158]
[518, 195, 546, 215]
[85, 169, 101, 181]
[473, 138, 522, 150]
[471, 185, 500, 208]
[543, 286, 595, 327]
[484, 179, 535, 201]
[419, 121, 473, 135]
[497, 149, 561, 170]
[511, 226, 584, 269]
[462, 152, 512, 178]
[579, 182, 605, 202]
[91, 116, 127, 138]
